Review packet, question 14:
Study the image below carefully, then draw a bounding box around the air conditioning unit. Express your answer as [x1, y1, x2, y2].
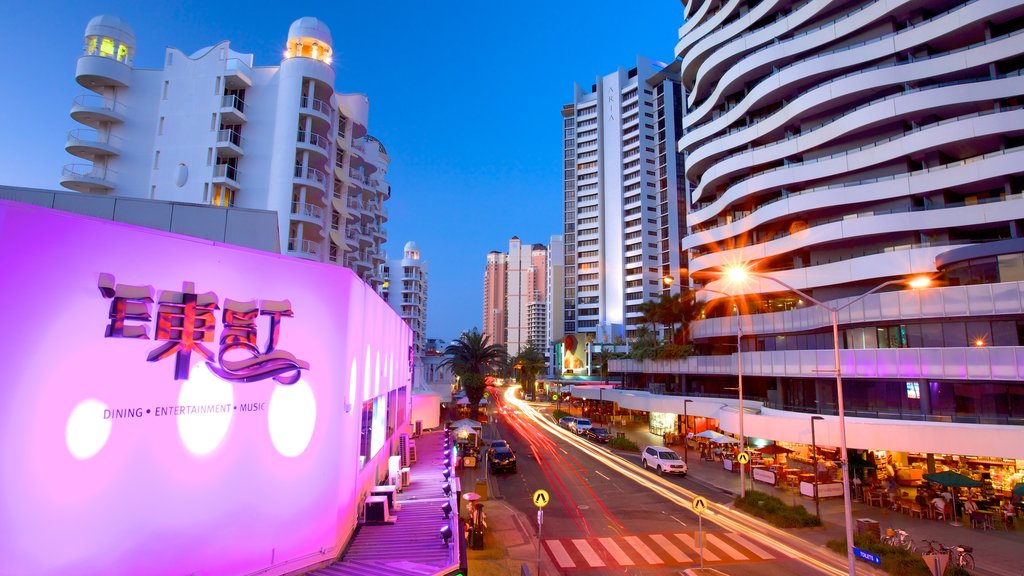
[399, 434, 410, 467]
[413, 420, 423, 438]
[409, 440, 417, 463]
[400, 467, 411, 488]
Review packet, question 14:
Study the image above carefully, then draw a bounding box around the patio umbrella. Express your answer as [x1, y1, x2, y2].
[923, 471, 982, 526]
[711, 436, 740, 444]
[1012, 483, 1024, 498]
[695, 430, 725, 440]
[757, 444, 794, 455]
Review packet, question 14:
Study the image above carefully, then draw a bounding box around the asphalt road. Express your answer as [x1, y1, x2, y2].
[482, 397, 841, 576]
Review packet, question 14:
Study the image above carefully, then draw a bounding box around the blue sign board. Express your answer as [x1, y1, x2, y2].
[853, 547, 881, 565]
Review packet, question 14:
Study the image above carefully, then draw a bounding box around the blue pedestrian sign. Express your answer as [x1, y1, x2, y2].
[853, 547, 881, 565]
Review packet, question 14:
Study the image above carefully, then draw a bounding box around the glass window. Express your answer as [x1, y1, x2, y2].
[942, 322, 967, 347]
[920, 323, 943, 347]
[998, 253, 1024, 282]
[992, 321, 1018, 346]
[966, 321, 991, 347]
[85, 36, 98, 56]
[100, 37, 115, 58]
[117, 43, 129, 63]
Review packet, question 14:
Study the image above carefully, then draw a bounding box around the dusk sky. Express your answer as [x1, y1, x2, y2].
[2, 1, 684, 339]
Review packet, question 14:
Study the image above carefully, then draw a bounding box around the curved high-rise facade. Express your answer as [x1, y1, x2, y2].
[679, 0, 1024, 302]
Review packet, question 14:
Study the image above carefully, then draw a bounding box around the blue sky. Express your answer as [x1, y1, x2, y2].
[2, 1, 684, 339]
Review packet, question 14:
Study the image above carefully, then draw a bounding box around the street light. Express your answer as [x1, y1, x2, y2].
[810, 415, 825, 521]
[723, 265, 932, 576]
[683, 399, 693, 464]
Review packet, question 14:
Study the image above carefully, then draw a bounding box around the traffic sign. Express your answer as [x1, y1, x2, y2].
[691, 496, 708, 515]
[737, 452, 750, 464]
[533, 489, 550, 508]
[483, 392, 490, 399]
[853, 547, 881, 565]
[551, 393, 559, 400]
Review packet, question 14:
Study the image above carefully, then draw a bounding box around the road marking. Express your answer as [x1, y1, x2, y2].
[624, 536, 663, 564]
[706, 533, 747, 561]
[676, 533, 720, 562]
[650, 533, 691, 563]
[669, 514, 688, 527]
[726, 532, 775, 560]
[546, 540, 576, 568]
[597, 537, 634, 566]
[572, 539, 605, 567]
[595, 470, 611, 480]
[560, 448, 569, 455]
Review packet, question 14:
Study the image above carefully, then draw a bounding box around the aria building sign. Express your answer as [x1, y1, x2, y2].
[0, 201, 413, 576]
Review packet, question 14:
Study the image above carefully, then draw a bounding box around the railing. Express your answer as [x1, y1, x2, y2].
[297, 130, 330, 152]
[72, 94, 128, 115]
[67, 128, 122, 147]
[225, 58, 253, 79]
[216, 129, 244, 147]
[300, 94, 335, 117]
[213, 164, 240, 181]
[293, 165, 328, 187]
[287, 237, 320, 258]
[221, 94, 245, 114]
[291, 201, 323, 221]
[62, 163, 116, 181]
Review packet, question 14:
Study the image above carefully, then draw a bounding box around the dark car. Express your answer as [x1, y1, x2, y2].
[489, 447, 518, 473]
[487, 439, 510, 460]
[585, 427, 612, 443]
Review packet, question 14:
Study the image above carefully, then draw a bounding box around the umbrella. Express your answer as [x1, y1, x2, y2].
[922, 470, 981, 527]
[695, 430, 725, 440]
[1013, 483, 1024, 498]
[712, 436, 740, 444]
[456, 397, 470, 405]
[757, 444, 794, 455]
[922, 470, 981, 488]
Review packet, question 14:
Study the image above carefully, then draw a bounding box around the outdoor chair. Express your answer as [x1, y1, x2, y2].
[906, 501, 926, 519]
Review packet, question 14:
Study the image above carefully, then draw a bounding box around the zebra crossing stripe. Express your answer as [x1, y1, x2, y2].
[597, 537, 635, 566]
[624, 535, 663, 564]
[725, 532, 775, 560]
[675, 533, 721, 562]
[705, 533, 747, 561]
[546, 540, 576, 568]
[650, 533, 691, 563]
[572, 539, 606, 567]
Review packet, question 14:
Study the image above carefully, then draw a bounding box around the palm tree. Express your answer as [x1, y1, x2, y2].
[665, 289, 703, 345]
[638, 299, 660, 336]
[514, 346, 547, 398]
[440, 330, 506, 420]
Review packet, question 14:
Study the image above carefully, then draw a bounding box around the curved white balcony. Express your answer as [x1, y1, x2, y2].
[293, 165, 328, 192]
[220, 94, 247, 124]
[215, 129, 245, 158]
[290, 201, 324, 226]
[297, 130, 330, 159]
[287, 237, 321, 261]
[65, 129, 120, 160]
[70, 94, 127, 127]
[300, 95, 334, 124]
[75, 55, 131, 89]
[60, 163, 115, 193]
[224, 58, 253, 89]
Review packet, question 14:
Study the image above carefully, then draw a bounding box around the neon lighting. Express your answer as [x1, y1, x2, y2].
[177, 363, 234, 456]
[267, 378, 316, 457]
[66, 399, 112, 460]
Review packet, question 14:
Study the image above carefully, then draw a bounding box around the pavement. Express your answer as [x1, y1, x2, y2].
[457, 403, 1024, 576]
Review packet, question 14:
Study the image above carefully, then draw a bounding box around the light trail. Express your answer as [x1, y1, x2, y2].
[502, 386, 849, 576]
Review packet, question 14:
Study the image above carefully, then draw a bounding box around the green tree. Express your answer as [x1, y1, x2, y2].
[514, 346, 547, 398]
[441, 330, 506, 420]
[638, 299, 661, 336]
[660, 289, 703, 345]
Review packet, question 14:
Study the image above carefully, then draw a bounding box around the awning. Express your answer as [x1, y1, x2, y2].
[329, 230, 344, 246]
[922, 470, 982, 488]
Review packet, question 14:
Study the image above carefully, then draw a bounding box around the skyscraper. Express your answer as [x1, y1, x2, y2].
[62, 15, 391, 288]
[482, 238, 551, 359]
[482, 250, 508, 347]
[379, 241, 429, 383]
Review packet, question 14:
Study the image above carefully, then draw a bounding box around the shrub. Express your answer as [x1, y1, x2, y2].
[733, 490, 823, 528]
[609, 436, 640, 452]
[825, 534, 931, 576]
[552, 409, 570, 422]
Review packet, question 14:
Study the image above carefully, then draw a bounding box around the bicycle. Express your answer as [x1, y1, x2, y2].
[920, 539, 975, 569]
[881, 527, 915, 551]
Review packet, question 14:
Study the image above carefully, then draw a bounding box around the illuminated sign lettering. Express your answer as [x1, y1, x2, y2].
[99, 273, 309, 383]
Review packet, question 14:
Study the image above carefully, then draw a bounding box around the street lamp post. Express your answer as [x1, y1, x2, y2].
[682, 399, 693, 464]
[811, 415, 824, 521]
[723, 267, 932, 576]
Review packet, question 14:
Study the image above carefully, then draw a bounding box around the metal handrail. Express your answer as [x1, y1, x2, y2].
[293, 165, 328, 186]
[216, 129, 244, 147]
[298, 130, 330, 151]
[213, 164, 241, 181]
[221, 94, 246, 113]
[72, 94, 127, 115]
[225, 58, 253, 78]
[291, 201, 323, 220]
[67, 128, 122, 146]
[62, 163, 116, 180]
[288, 237, 320, 257]
[301, 95, 335, 116]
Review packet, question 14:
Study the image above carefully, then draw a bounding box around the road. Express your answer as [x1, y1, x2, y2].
[481, 386, 853, 576]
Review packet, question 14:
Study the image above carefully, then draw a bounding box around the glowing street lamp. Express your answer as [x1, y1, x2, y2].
[722, 265, 932, 576]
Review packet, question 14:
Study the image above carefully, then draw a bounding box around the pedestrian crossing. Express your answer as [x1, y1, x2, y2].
[543, 531, 785, 569]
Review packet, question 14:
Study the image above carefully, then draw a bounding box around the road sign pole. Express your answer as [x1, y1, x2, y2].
[699, 514, 704, 570]
[537, 509, 543, 576]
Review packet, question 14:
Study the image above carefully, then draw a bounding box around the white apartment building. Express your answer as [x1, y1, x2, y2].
[61, 15, 391, 288]
[546, 235, 565, 375]
[482, 250, 508, 348]
[562, 56, 687, 344]
[506, 237, 549, 357]
[604, 0, 1024, 467]
[380, 241, 429, 368]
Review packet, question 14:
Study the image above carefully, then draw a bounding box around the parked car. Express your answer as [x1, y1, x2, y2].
[641, 446, 688, 476]
[569, 418, 592, 435]
[489, 447, 518, 473]
[584, 427, 612, 443]
[558, 416, 576, 429]
[487, 439, 510, 460]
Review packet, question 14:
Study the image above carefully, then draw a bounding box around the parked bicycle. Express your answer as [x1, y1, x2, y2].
[881, 527, 915, 551]
[920, 539, 975, 569]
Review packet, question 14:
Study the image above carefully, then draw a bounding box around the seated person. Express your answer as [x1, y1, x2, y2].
[915, 492, 928, 508]
[931, 496, 948, 516]
[1003, 501, 1016, 527]
[964, 497, 979, 515]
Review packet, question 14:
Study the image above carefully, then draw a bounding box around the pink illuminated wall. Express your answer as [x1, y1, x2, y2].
[0, 201, 413, 576]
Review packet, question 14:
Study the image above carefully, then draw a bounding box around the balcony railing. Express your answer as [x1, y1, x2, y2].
[67, 128, 122, 148]
[221, 94, 245, 114]
[213, 164, 240, 182]
[62, 163, 116, 182]
[72, 94, 128, 116]
[293, 165, 328, 188]
[297, 130, 330, 152]
[225, 58, 253, 80]
[291, 201, 323, 220]
[287, 237, 320, 258]
[300, 95, 335, 117]
[216, 129, 244, 147]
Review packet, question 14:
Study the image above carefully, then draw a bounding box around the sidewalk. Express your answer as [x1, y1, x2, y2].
[612, 420, 1023, 576]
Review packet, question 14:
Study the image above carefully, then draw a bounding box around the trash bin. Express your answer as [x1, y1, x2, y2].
[475, 478, 488, 500]
[856, 518, 880, 540]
